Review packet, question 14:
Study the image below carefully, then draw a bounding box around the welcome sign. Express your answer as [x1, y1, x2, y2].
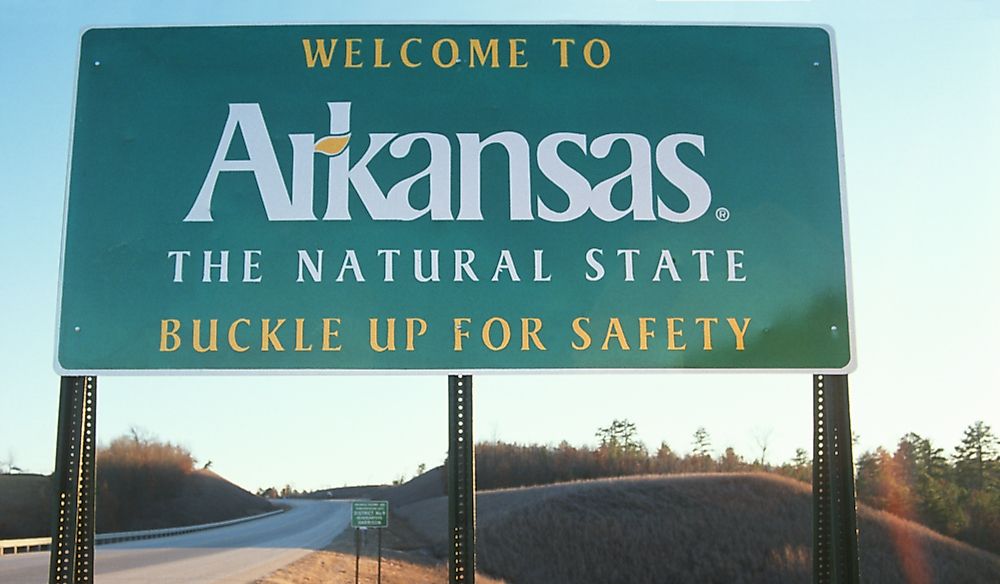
[56, 24, 853, 373]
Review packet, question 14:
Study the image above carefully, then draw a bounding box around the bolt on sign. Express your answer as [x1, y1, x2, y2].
[56, 24, 854, 374]
[352, 500, 389, 529]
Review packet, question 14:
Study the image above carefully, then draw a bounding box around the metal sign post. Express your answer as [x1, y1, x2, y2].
[354, 528, 360, 584]
[48, 376, 97, 584]
[448, 375, 475, 584]
[49, 23, 859, 584]
[813, 374, 861, 584]
[349, 500, 388, 583]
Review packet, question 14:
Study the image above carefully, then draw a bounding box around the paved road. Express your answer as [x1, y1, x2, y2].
[0, 499, 349, 583]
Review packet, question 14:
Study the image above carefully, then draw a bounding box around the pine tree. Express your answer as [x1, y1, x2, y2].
[686, 427, 714, 472]
[779, 447, 812, 483]
[692, 427, 712, 457]
[595, 419, 647, 476]
[596, 419, 644, 455]
[953, 421, 999, 492]
[895, 432, 963, 535]
[856, 447, 916, 517]
[654, 441, 680, 474]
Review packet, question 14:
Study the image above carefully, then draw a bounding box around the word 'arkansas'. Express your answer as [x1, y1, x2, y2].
[158, 316, 751, 354]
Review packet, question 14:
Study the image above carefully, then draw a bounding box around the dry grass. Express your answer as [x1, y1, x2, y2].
[1, 468, 273, 538]
[94, 435, 273, 532]
[257, 512, 504, 584]
[396, 473, 1000, 584]
[96, 436, 196, 531]
[256, 548, 506, 584]
[315, 465, 445, 510]
[107, 468, 275, 532]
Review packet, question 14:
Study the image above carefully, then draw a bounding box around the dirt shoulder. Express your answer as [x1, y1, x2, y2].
[255, 511, 505, 584]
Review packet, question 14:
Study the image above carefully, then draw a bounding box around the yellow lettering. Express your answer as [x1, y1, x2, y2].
[432, 38, 459, 68]
[638, 317, 656, 351]
[228, 318, 250, 353]
[322, 318, 342, 352]
[571, 317, 592, 350]
[583, 38, 610, 69]
[295, 318, 313, 352]
[520, 318, 546, 351]
[695, 317, 718, 351]
[344, 38, 362, 68]
[509, 38, 528, 68]
[453, 317, 471, 351]
[406, 318, 427, 351]
[192, 319, 218, 353]
[302, 39, 336, 68]
[727, 317, 751, 351]
[401, 38, 422, 68]
[261, 318, 285, 352]
[483, 317, 511, 351]
[601, 318, 630, 351]
[373, 38, 391, 68]
[370, 318, 396, 352]
[552, 38, 575, 67]
[160, 319, 181, 352]
[469, 38, 499, 68]
[667, 317, 686, 351]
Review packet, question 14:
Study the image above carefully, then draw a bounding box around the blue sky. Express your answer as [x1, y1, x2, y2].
[1, 0, 997, 492]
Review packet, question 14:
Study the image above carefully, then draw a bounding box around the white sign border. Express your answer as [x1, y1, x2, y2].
[53, 22, 856, 376]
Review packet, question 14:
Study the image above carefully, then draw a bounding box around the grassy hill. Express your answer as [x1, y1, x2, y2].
[98, 467, 275, 533]
[316, 465, 445, 509]
[1, 437, 274, 541]
[395, 473, 1000, 584]
[0, 469, 273, 539]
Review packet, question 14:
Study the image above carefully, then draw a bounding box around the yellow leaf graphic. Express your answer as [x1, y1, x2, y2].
[314, 134, 350, 156]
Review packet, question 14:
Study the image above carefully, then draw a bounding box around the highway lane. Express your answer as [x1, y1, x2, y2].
[0, 499, 350, 583]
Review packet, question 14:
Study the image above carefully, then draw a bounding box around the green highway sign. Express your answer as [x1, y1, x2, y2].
[57, 24, 853, 373]
[351, 500, 389, 529]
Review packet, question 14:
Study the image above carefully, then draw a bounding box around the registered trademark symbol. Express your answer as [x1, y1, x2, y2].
[715, 207, 731, 222]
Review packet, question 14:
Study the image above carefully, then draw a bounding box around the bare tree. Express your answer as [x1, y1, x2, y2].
[753, 428, 773, 466]
[128, 425, 154, 445]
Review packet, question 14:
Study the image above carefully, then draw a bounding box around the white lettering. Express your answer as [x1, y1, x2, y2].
[585, 248, 605, 281]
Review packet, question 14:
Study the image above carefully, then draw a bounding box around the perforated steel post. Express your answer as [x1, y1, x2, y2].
[48, 376, 97, 584]
[813, 374, 860, 584]
[448, 375, 476, 584]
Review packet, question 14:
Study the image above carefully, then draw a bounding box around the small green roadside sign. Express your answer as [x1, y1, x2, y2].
[351, 500, 389, 529]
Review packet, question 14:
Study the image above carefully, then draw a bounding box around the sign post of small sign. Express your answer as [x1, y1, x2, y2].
[351, 500, 388, 584]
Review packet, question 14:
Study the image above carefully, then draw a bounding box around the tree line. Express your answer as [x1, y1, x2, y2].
[475, 419, 812, 490]
[855, 421, 999, 554]
[472, 419, 998, 555]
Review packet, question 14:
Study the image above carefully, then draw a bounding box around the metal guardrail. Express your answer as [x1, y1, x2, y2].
[0, 537, 50, 555]
[0, 508, 284, 556]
